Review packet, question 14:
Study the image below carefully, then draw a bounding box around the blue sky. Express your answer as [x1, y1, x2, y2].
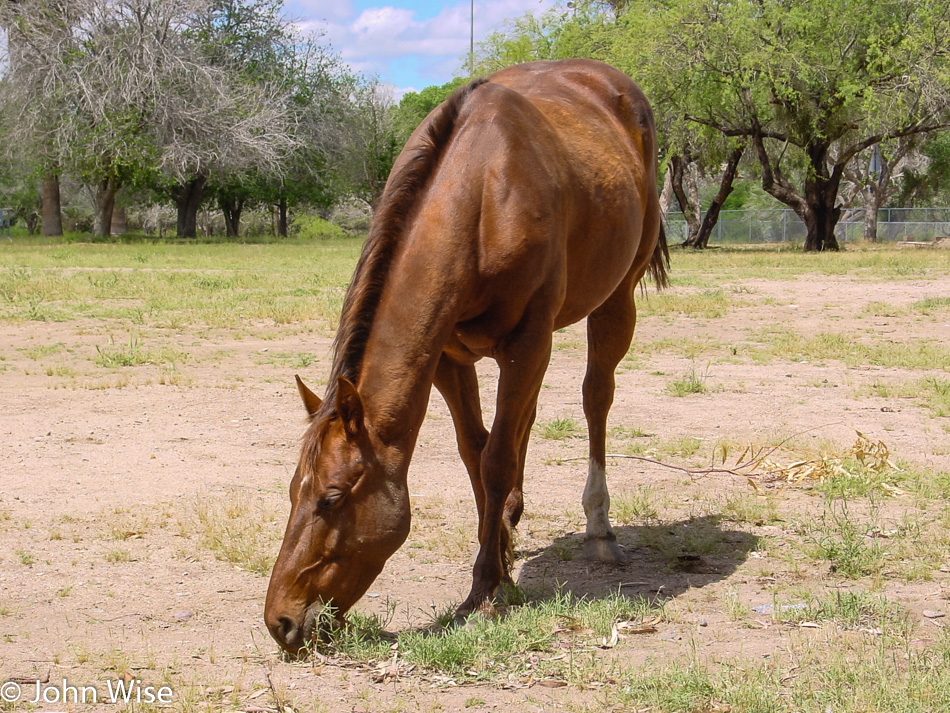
[287, 0, 554, 96]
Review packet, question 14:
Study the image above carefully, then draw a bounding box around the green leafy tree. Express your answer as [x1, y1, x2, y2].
[172, 0, 299, 237]
[471, 3, 612, 75]
[0, 162, 41, 234]
[266, 36, 356, 235]
[392, 79, 466, 148]
[616, 0, 950, 251]
[183, 2, 355, 237]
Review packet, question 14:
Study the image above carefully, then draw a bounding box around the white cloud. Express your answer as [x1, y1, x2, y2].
[288, 0, 356, 24]
[299, 0, 555, 89]
[352, 6, 415, 36]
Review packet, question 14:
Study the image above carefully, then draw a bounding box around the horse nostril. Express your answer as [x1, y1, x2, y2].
[266, 609, 311, 654]
[277, 615, 298, 643]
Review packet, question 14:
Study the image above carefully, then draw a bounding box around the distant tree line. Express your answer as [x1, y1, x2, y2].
[0, 0, 397, 238]
[3, 0, 950, 250]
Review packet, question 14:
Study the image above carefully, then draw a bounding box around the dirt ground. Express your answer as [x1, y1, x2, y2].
[2, 270, 950, 712]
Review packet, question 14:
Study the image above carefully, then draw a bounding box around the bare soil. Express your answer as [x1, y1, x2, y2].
[2, 273, 950, 712]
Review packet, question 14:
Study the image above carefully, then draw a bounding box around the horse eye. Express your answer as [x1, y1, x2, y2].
[318, 489, 345, 512]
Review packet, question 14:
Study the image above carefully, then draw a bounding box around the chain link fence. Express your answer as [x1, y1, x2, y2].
[664, 207, 950, 244]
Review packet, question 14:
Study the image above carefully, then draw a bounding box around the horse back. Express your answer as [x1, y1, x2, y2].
[393, 60, 664, 352]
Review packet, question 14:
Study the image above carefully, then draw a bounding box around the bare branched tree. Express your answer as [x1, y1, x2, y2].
[1, 0, 297, 237]
[842, 138, 916, 242]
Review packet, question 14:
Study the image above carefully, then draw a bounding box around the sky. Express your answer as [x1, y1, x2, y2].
[286, 0, 554, 97]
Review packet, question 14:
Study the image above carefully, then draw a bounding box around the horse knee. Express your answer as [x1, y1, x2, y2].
[503, 489, 524, 528]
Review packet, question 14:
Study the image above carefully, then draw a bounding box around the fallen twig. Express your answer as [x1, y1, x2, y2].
[562, 422, 867, 489]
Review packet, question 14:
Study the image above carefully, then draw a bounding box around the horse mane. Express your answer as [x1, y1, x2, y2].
[303, 77, 488, 445]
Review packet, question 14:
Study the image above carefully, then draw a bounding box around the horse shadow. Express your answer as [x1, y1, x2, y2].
[514, 515, 759, 603]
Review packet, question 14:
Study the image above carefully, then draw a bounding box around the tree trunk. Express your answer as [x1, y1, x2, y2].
[800, 201, 841, 252]
[751, 128, 842, 252]
[219, 195, 244, 238]
[110, 205, 127, 236]
[684, 145, 744, 248]
[94, 176, 119, 238]
[670, 153, 702, 243]
[171, 174, 208, 238]
[859, 141, 906, 243]
[25, 212, 39, 235]
[863, 201, 883, 242]
[800, 140, 843, 251]
[275, 197, 288, 237]
[41, 173, 63, 237]
[659, 167, 674, 215]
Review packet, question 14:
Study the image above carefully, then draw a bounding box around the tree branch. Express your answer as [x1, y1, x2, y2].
[684, 114, 789, 142]
[837, 120, 950, 168]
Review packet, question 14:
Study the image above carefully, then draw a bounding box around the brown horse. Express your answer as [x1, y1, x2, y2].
[264, 58, 669, 654]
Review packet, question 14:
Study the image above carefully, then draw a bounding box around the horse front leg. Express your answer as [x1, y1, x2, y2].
[499, 402, 535, 583]
[456, 324, 551, 620]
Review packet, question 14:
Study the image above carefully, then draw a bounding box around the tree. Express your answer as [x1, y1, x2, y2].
[0, 164, 41, 234]
[1, 0, 296, 238]
[617, 0, 950, 251]
[0, 0, 76, 235]
[152, 0, 297, 237]
[843, 139, 916, 241]
[676, 143, 745, 249]
[896, 132, 950, 208]
[392, 79, 467, 144]
[342, 78, 399, 207]
[471, 2, 615, 76]
[185, 0, 288, 236]
[263, 33, 356, 236]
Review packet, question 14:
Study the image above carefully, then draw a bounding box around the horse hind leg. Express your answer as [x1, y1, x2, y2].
[433, 354, 489, 520]
[581, 280, 637, 563]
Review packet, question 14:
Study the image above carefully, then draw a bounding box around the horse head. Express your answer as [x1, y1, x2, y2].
[264, 376, 411, 654]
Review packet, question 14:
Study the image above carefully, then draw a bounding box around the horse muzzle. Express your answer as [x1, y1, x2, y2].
[265, 602, 339, 655]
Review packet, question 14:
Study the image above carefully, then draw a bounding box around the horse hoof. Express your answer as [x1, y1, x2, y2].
[582, 537, 627, 564]
[453, 600, 498, 627]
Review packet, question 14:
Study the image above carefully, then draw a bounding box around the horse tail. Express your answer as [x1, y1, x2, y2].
[647, 219, 671, 290]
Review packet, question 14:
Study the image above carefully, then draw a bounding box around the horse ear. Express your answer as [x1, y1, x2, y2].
[295, 375, 322, 419]
[335, 377, 364, 439]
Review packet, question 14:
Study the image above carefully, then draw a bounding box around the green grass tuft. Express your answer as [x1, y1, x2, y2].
[538, 417, 583, 440]
[316, 590, 658, 683]
[665, 362, 708, 396]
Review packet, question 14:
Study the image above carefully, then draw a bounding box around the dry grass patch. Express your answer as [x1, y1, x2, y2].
[751, 328, 950, 369]
[184, 490, 284, 575]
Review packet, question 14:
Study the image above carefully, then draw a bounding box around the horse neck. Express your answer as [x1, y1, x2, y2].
[354, 242, 460, 450]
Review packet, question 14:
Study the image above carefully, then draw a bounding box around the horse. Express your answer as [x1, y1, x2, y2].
[264, 58, 669, 654]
